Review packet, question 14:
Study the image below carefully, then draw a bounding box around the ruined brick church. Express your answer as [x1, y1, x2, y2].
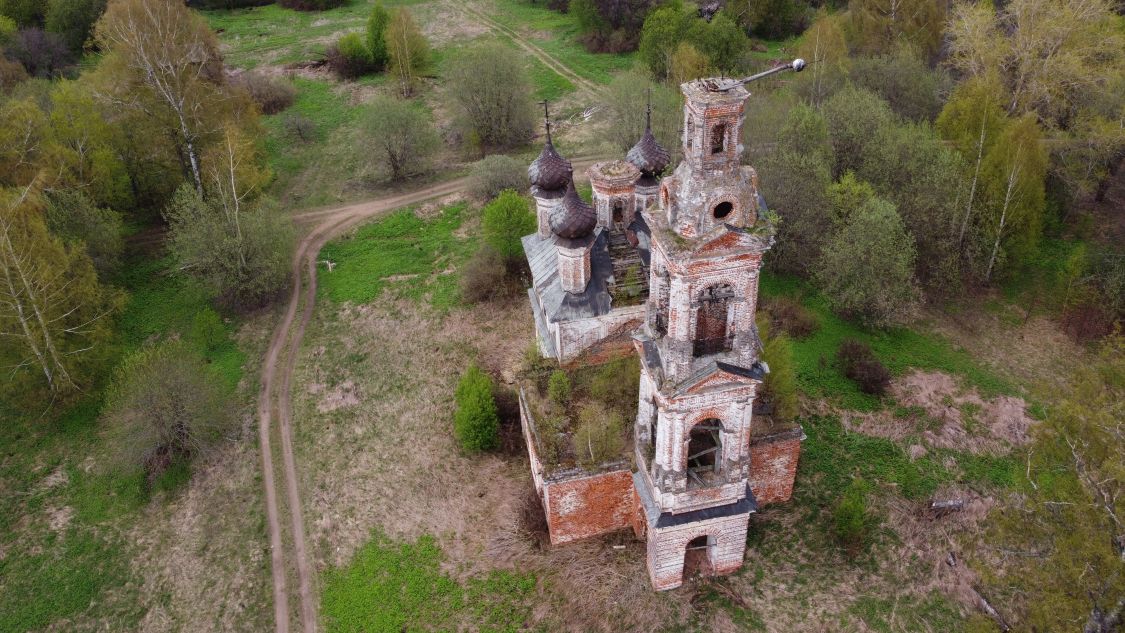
[519, 71, 803, 591]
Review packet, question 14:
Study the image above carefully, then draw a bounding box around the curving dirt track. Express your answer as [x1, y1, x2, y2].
[259, 158, 602, 632]
[456, 1, 606, 97]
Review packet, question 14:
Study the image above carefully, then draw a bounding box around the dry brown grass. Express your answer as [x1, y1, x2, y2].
[841, 369, 1036, 456]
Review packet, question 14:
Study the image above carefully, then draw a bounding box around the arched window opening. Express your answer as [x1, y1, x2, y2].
[687, 418, 723, 488]
[694, 284, 734, 357]
[710, 124, 726, 154]
[612, 200, 624, 228]
[713, 201, 733, 219]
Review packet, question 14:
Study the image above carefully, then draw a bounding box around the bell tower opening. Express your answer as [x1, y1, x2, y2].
[710, 124, 726, 154]
[693, 284, 733, 357]
[687, 418, 723, 488]
[612, 200, 624, 228]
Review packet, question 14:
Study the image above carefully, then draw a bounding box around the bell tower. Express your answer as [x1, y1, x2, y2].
[631, 76, 780, 591]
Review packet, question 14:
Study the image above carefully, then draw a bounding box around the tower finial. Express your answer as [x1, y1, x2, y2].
[539, 99, 552, 144]
[645, 88, 652, 131]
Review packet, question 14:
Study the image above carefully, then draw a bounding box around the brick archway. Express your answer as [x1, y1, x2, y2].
[685, 417, 724, 489]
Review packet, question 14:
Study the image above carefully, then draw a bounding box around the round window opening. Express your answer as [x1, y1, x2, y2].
[713, 201, 733, 219]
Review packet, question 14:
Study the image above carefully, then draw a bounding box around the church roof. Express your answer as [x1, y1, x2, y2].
[528, 139, 572, 192]
[549, 180, 597, 239]
[626, 123, 670, 177]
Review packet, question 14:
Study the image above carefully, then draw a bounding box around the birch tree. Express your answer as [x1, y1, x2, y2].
[385, 7, 428, 98]
[0, 184, 119, 399]
[979, 115, 1047, 282]
[93, 0, 243, 194]
[936, 74, 1009, 252]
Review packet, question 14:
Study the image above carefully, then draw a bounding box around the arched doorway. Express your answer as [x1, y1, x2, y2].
[683, 534, 716, 580]
[694, 284, 733, 356]
[612, 199, 624, 229]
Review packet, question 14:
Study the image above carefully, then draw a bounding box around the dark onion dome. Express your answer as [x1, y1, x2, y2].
[626, 124, 670, 177]
[528, 139, 572, 191]
[550, 180, 597, 239]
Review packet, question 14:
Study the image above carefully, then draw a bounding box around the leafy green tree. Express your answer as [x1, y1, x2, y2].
[0, 0, 45, 27]
[604, 71, 681, 162]
[825, 171, 876, 228]
[978, 114, 1048, 282]
[638, 0, 691, 79]
[45, 0, 105, 53]
[163, 184, 293, 310]
[104, 340, 231, 480]
[759, 324, 798, 425]
[686, 10, 746, 74]
[793, 9, 849, 106]
[547, 369, 571, 407]
[454, 364, 499, 453]
[0, 14, 16, 44]
[46, 79, 133, 210]
[365, 2, 390, 69]
[740, 0, 810, 40]
[362, 95, 439, 181]
[936, 74, 1010, 252]
[468, 155, 527, 201]
[0, 185, 120, 398]
[330, 31, 374, 79]
[0, 97, 48, 188]
[385, 7, 428, 97]
[980, 337, 1124, 631]
[446, 42, 535, 150]
[849, 46, 946, 122]
[668, 41, 708, 86]
[821, 84, 897, 179]
[95, 0, 252, 195]
[848, 0, 946, 60]
[44, 189, 123, 276]
[946, 0, 1125, 198]
[759, 104, 833, 274]
[482, 190, 536, 263]
[815, 197, 919, 328]
[855, 116, 964, 296]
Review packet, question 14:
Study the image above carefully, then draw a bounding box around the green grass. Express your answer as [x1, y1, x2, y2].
[487, 0, 637, 84]
[800, 416, 949, 501]
[847, 593, 966, 633]
[318, 203, 478, 312]
[321, 530, 536, 633]
[760, 273, 1015, 411]
[0, 257, 245, 631]
[204, 0, 428, 70]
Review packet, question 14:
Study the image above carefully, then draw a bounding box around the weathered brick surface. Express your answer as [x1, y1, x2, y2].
[520, 388, 637, 546]
[749, 431, 801, 505]
[645, 511, 751, 591]
[542, 469, 636, 545]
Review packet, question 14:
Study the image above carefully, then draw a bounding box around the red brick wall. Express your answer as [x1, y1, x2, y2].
[749, 432, 801, 505]
[543, 469, 636, 545]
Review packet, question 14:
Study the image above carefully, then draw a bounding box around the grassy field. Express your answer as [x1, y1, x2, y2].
[760, 274, 1018, 410]
[318, 202, 479, 313]
[0, 255, 267, 632]
[284, 196, 1049, 631]
[206, 0, 637, 210]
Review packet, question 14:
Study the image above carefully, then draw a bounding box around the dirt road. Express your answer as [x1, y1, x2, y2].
[258, 157, 603, 632]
